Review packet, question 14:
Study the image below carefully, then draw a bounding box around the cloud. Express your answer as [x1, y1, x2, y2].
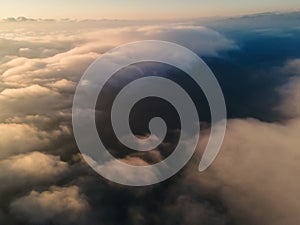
[0, 123, 50, 157]
[10, 186, 90, 225]
[186, 68, 300, 225]
[47, 79, 76, 92]
[135, 25, 238, 55]
[276, 58, 300, 118]
[1, 15, 299, 225]
[0, 20, 237, 156]
[0, 21, 236, 129]
[0, 121, 72, 159]
[162, 63, 300, 225]
[193, 117, 300, 225]
[83, 154, 159, 185]
[147, 116, 300, 225]
[278, 76, 300, 118]
[0, 152, 69, 190]
[162, 195, 230, 225]
[0, 84, 63, 121]
[80, 24, 238, 57]
[0, 22, 236, 86]
[207, 12, 300, 33]
[281, 58, 300, 76]
[2, 17, 37, 22]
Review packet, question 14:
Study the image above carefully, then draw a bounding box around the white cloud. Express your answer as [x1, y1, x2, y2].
[83, 154, 159, 185]
[282, 58, 300, 75]
[1, 84, 54, 97]
[0, 20, 237, 160]
[278, 76, 300, 118]
[0, 123, 50, 157]
[10, 185, 90, 225]
[277, 59, 300, 118]
[0, 84, 71, 122]
[0, 22, 236, 127]
[0, 22, 236, 87]
[46, 79, 76, 92]
[188, 117, 300, 225]
[0, 152, 69, 190]
[7, 18, 298, 225]
[135, 25, 238, 55]
[0, 122, 71, 158]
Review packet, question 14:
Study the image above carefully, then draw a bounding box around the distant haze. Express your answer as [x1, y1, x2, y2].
[1, 0, 300, 19]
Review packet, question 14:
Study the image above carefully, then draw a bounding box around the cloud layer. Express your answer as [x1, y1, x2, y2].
[10, 186, 90, 225]
[0, 16, 300, 225]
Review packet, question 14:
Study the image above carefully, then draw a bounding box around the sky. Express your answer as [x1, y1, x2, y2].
[1, 0, 300, 19]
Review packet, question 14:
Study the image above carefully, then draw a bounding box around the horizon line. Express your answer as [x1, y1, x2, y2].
[1, 9, 300, 23]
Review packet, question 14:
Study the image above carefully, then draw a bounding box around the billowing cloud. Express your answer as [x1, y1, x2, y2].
[0, 152, 69, 190]
[278, 77, 300, 118]
[186, 64, 300, 225]
[0, 14, 299, 225]
[10, 186, 90, 225]
[135, 25, 238, 55]
[284, 58, 300, 75]
[0, 122, 72, 158]
[191, 117, 300, 225]
[0, 123, 50, 157]
[277, 59, 300, 118]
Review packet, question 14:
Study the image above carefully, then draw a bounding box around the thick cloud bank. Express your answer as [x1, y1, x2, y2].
[0, 14, 300, 225]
